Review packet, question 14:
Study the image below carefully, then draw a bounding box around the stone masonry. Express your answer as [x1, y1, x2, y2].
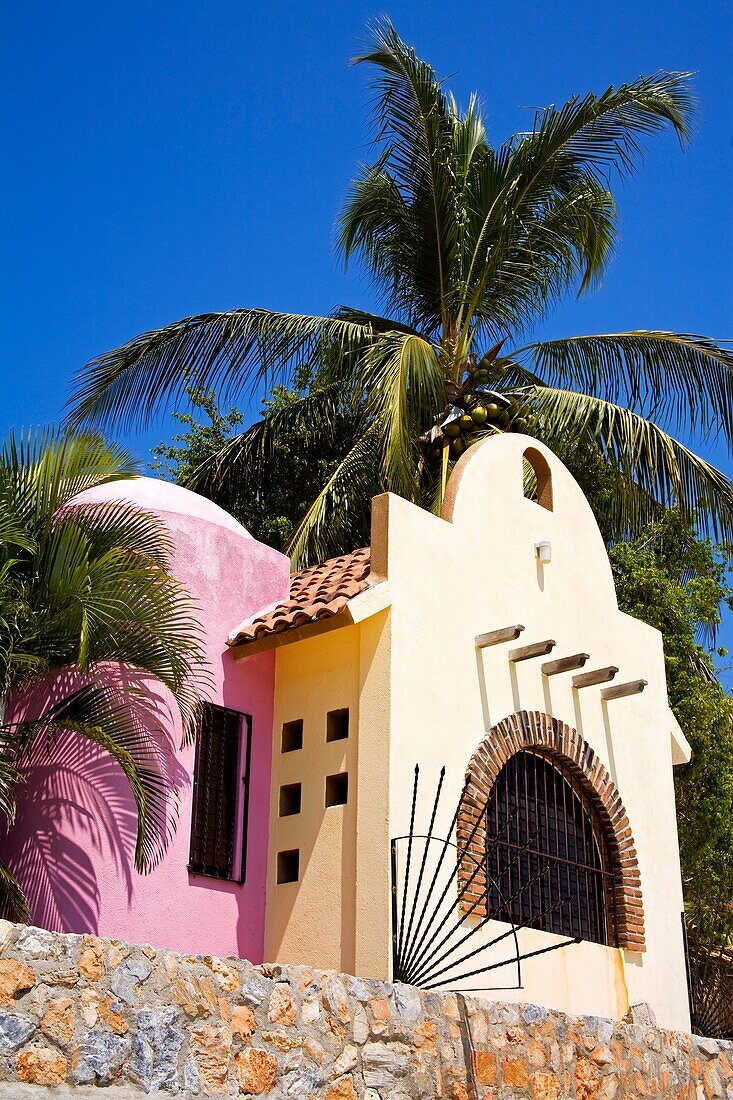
[0, 921, 730, 1098]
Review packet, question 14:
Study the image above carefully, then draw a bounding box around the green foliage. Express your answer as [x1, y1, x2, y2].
[151, 380, 359, 553]
[151, 386, 245, 492]
[0, 431, 206, 919]
[610, 511, 733, 942]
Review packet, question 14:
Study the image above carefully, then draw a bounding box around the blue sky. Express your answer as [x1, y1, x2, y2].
[3, 0, 732, 443]
[2, 4, 733, 582]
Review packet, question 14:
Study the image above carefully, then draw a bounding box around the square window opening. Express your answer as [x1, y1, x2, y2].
[279, 782, 302, 817]
[281, 719, 303, 753]
[325, 772, 348, 807]
[277, 849, 300, 884]
[326, 708, 349, 742]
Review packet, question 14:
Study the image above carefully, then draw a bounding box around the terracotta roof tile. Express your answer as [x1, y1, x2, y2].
[227, 547, 371, 648]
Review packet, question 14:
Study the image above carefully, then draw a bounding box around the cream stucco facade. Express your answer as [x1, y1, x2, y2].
[245, 435, 692, 1032]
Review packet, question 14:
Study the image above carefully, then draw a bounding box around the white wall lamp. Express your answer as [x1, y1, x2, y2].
[535, 540, 552, 565]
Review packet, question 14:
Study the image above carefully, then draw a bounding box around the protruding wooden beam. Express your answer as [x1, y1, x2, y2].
[572, 666, 619, 689]
[509, 639, 556, 663]
[541, 653, 590, 677]
[475, 625, 525, 649]
[601, 679, 648, 701]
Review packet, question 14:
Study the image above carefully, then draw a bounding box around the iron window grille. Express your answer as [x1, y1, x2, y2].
[188, 705, 251, 882]
[485, 749, 617, 945]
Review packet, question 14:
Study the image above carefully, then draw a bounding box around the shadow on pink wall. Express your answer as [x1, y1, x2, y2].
[8, 740, 137, 932]
[3, 652, 276, 962]
[3, 663, 188, 934]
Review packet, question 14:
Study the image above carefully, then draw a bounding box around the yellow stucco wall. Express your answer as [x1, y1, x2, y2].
[261, 434, 691, 1033]
[263, 617, 391, 975]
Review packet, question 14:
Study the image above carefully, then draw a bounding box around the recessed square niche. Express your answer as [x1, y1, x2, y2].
[325, 772, 348, 807]
[326, 708, 349, 742]
[281, 719, 303, 753]
[279, 782, 302, 817]
[276, 849, 299, 884]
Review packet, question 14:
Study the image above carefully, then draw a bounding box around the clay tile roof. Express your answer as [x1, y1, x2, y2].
[227, 547, 371, 648]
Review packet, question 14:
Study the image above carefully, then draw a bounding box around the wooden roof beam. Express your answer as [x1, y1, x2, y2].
[601, 679, 648, 701]
[572, 666, 619, 689]
[475, 625, 525, 649]
[541, 653, 590, 677]
[509, 639, 556, 663]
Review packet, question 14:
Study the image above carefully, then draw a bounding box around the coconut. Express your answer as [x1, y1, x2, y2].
[443, 421, 461, 438]
[459, 413, 474, 431]
[471, 405, 488, 424]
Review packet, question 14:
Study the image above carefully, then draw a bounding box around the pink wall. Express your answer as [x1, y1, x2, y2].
[2, 479, 290, 961]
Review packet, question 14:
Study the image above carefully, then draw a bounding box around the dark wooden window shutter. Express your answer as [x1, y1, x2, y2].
[188, 705, 251, 881]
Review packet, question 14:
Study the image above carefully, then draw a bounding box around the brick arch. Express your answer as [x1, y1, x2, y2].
[457, 710, 645, 952]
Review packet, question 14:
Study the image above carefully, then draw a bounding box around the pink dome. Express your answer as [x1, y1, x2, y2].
[71, 475, 253, 539]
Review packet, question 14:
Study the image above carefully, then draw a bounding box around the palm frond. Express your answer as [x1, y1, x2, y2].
[287, 422, 383, 567]
[63, 498, 172, 568]
[0, 858, 28, 922]
[349, 18, 458, 330]
[0, 430, 207, 892]
[9, 470, 207, 740]
[509, 71, 695, 185]
[525, 332, 733, 444]
[362, 331, 443, 498]
[186, 382, 346, 505]
[530, 385, 733, 540]
[1, 430, 139, 530]
[12, 683, 180, 872]
[332, 306, 420, 337]
[66, 310, 375, 432]
[354, 16, 451, 187]
[465, 176, 619, 338]
[337, 162, 416, 303]
[0, 723, 20, 823]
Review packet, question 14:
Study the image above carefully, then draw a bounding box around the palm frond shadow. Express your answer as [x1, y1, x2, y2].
[3, 665, 189, 929]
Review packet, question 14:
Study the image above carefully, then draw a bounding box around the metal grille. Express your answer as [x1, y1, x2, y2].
[684, 923, 733, 1039]
[188, 705, 248, 881]
[486, 750, 616, 945]
[390, 764, 583, 991]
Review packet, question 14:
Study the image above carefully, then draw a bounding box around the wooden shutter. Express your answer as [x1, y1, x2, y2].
[189, 705, 250, 880]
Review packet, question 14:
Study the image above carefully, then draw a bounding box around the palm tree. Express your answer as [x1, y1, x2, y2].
[67, 19, 733, 566]
[0, 430, 205, 918]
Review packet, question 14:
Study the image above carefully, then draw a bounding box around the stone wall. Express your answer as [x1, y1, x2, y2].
[0, 921, 730, 1098]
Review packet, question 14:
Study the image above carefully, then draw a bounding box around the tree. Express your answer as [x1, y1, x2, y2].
[150, 378, 359, 552]
[150, 384, 245, 503]
[67, 19, 733, 566]
[610, 511, 733, 942]
[0, 431, 205, 919]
